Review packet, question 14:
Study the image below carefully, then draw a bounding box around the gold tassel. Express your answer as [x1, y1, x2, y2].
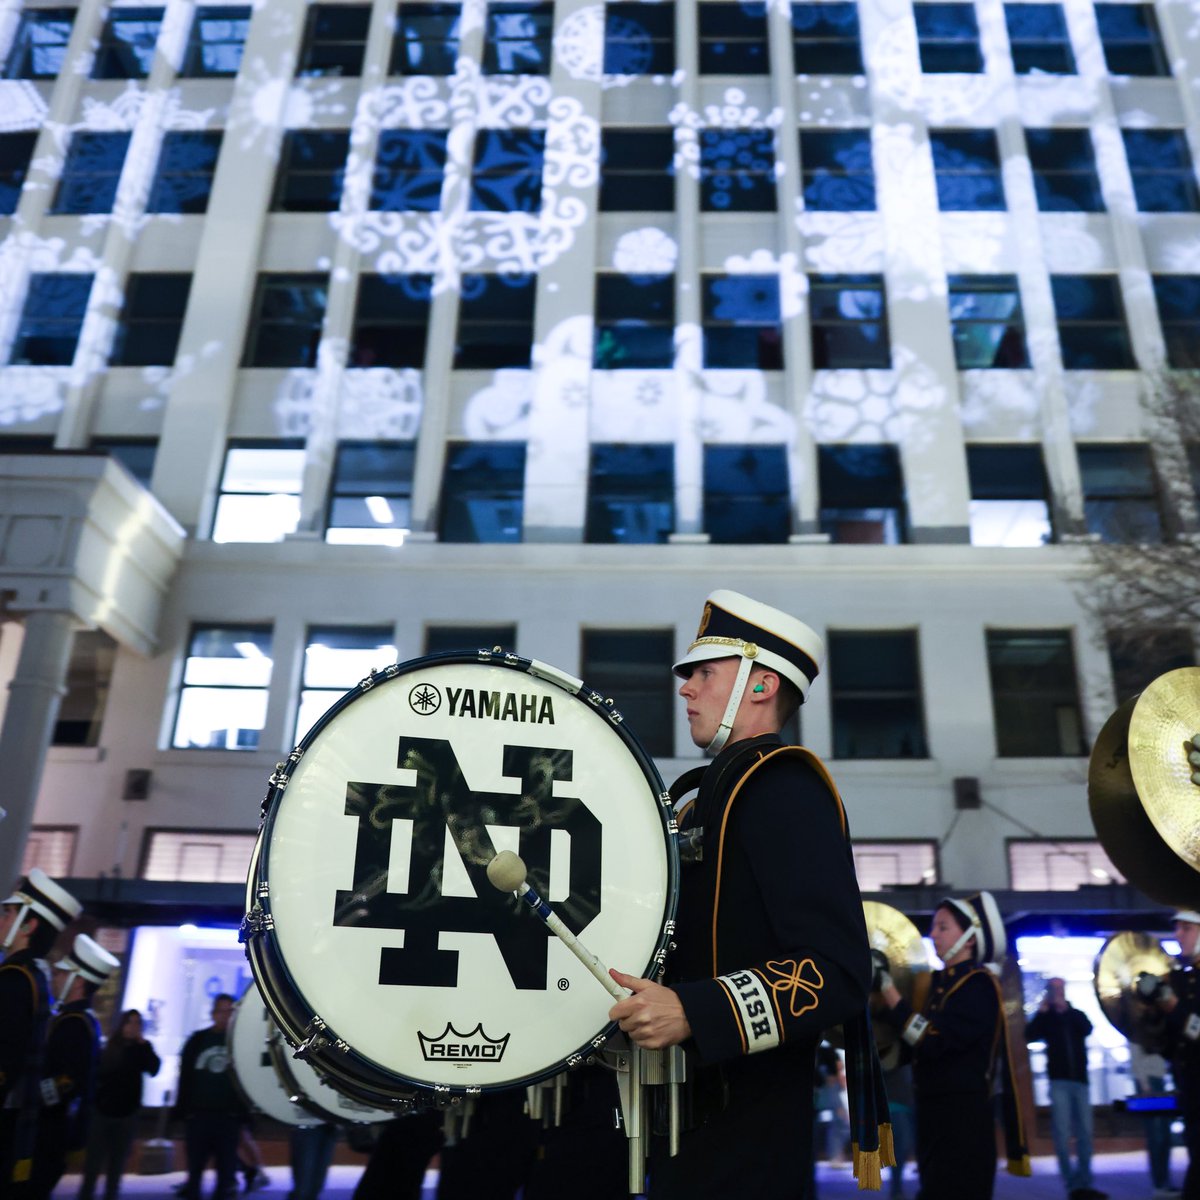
[878, 1122, 896, 1168]
[853, 1148, 883, 1190]
[851, 1140, 862, 1175]
[1007, 1154, 1032, 1177]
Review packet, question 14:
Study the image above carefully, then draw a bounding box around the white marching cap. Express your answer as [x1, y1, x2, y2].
[673, 589, 825, 700]
[1173, 910, 1200, 925]
[942, 890, 1007, 966]
[3, 867, 82, 932]
[54, 933, 120, 985]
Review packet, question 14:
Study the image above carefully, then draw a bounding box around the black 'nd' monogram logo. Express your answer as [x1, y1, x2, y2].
[332, 737, 602, 990]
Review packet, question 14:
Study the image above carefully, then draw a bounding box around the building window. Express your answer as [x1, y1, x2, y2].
[1153, 275, 1200, 369]
[392, 3, 461, 73]
[700, 128, 777, 211]
[9, 274, 94, 366]
[242, 274, 328, 368]
[271, 130, 349, 212]
[50, 132, 131, 215]
[91, 439, 158, 487]
[819, 444, 906, 544]
[967, 445, 1051, 546]
[829, 631, 928, 759]
[91, 7, 163, 78]
[1025, 128, 1104, 212]
[470, 129, 545, 212]
[483, 2, 554, 74]
[180, 6, 251, 76]
[586, 444, 674, 544]
[810, 274, 890, 368]
[295, 626, 398, 743]
[297, 5, 371, 76]
[582, 629, 674, 756]
[110, 273, 192, 367]
[211, 441, 305, 543]
[1051, 276, 1135, 369]
[791, 3, 863, 74]
[171, 625, 273, 751]
[371, 129, 448, 211]
[703, 444, 790, 544]
[929, 128, 1005, 211]
[146, 131, 223, 214]
[439, 442, 526, 542]
[948, 275, 1029, 368]
[594, 274, 675, 369]
[142, 830, 256, 882]
[326, 441, 415, 544]
[1122, 130, 1200, 213]
[4, 8, 75, 79]
[20, 828, 77, 877]
[1094, 3, 1169, 76]
[913, 3, 983, 72]
[604, 3, 674, 73]
[454, 274, 536, 368]
[1008, 839, 1124, 889]
[800, 130, 875, 211]
[349, 274, 432, 367]
[599, 128, 674, 211]
[0, 132, 37, 215]
[699, 2, 769, 74]
[987, 630, 1085, 757]
[852, 841, 938, 891]
[702, 275, 783, 369]
[1004, 3, 1075, 73]
[52, 630, 117, 747]
[1109, 628, 1194, 703]
[426, 624, 517, 653]
[1077, 443, 1164, 543]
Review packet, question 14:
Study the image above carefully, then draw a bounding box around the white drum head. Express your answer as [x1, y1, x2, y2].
[229, 985, 320, 1127]
[259, 655, 673, 1093]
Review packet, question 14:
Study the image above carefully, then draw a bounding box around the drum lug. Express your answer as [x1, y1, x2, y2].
[239, 904, 273, 943]
[296, 1017, 331, 1059]
[358, 670, 378, 692]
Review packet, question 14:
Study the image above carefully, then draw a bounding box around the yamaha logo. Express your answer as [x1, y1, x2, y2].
[408, 683, 442, 715]
[418, 1022, 511, 1063]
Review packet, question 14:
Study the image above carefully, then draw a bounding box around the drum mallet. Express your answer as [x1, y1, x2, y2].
[486, 850, 651, 1191]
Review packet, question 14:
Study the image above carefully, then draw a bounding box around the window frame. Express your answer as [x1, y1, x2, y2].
[179, 5, 251, 76]
[297, 4, 372, 77]
[241, 273, 330, 368]
[325, 440, 416, 543]
[10, 273, 95, 367]
[799, 129, 876, 212]
[270, 129, 351, 213]
[1121, 129, 1200, 214]
[791, 2, 864, 75]
[809, 273, 891, 369]
[947, 274, 1030, 369]
[698, 1, 770, 75]
[348, 273, 433, 368]
[482, 1, 555, 75]
[701, 274, 785, 370]
[1025, 127, 1105, 212]
[4, 8, 75, 79]
[1050, 275, 1136, 370]
[913, 2, 984, 73]
[90, 6, 164, 79]
[50, 131, 132, 216]
[599, 128, 675, 212]
[109, 273, 192, 367]
[585, 443, 675, 544]
[391, 3, 462, 75]
[828, 629, 929, 759]
[986, 628, 1087, 758]
[702, 443, 791, 544]
[438, 441, 527, 543]
[145, 130, 224, 215]
[453, 273, 537, 369]
[699, 127, 778, 212]
[604, 2, 675, 74]
[1003, 3, 1076, 74]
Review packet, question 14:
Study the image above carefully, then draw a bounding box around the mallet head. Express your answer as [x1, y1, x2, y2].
[486, 850, 528, 893]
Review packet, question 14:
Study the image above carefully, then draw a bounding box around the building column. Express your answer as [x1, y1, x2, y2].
[0, 610, 78, 890]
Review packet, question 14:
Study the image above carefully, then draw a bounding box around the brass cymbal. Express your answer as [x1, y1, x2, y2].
[863, 901, 932, 1070]
[1129, 667, 1200, 874]
[1088, 694, 1200, 908]
[1093, 931, 1173, 1040]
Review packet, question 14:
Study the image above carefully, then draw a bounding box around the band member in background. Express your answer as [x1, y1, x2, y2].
[0, 869, 83, 1195]
[878, 893, 1030, 1200]
[1152, 909, 1200, 1200]
[608, 589, 890, 1198]
[31, 935, 121, 1200]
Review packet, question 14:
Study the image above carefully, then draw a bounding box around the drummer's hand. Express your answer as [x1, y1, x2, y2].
[881, 981, 902, 1009]
[608, 970, 691, 1049]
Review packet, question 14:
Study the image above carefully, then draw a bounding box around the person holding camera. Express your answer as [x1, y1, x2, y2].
[1025, 977, 1104, 1200]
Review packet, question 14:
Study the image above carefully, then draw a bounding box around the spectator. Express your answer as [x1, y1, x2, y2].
[79, 1009, 161, 1200]
[1024, 977, 1105, 1200]
[1129, 1037, 1178, 1198]
[174, 995, 246, 1200]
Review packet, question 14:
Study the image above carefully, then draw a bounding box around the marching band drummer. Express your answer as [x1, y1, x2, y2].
[608, 590, 891, 1199]
[1147, 908, 1200, 1200]
[877, 893, 1030, 1200]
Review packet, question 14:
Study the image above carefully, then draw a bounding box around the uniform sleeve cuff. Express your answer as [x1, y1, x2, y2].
[673, 971, 781, 1063]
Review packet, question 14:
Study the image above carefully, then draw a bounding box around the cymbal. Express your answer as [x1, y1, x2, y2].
[1093, 931, 1173, 1040]
[1088, 694, 1200, 908]
[1129, 667, 1200, 874]
[863, 901, 931, 1069]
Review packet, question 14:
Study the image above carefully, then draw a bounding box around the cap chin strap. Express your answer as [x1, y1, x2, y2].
[1, 901, 31, 951]
[56, 969, 83, 1005]
[944, 926, 977, 964]
[706, 655, 756, 755]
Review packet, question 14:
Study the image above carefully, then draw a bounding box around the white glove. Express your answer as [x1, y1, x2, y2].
[39, 1078, 60, 1106]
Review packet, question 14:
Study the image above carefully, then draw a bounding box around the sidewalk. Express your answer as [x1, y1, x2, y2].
[51, 1150, 1187, 1198]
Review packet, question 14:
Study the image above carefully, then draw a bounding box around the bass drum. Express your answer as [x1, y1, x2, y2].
[243, 650, 678, 1106]
[228, 984, 321, 1127]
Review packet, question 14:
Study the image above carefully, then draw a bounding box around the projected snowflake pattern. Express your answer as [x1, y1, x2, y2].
[0, 82, 49, 133]
[613, 228, 678, 274]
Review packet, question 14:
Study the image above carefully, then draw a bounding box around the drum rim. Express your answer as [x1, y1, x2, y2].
[245, 647, 680, 1100]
